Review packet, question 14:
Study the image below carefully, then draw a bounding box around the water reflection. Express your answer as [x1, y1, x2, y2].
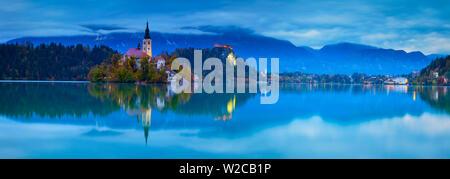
[86, 83, 255, 144]
[87, 83, 254, 119]
[280, 84, 449, 114]
[417, 86, 450, 114]
[0, 82, 118, 117]
[0, 82, 449, 158]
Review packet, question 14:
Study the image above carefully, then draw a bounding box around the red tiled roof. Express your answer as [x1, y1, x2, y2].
[124, 48, 149, 59]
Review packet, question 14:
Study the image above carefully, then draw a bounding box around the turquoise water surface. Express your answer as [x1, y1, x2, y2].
[0, 82, 449, 158]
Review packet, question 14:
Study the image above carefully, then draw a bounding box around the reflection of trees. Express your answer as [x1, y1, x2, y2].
[418, 87, 450, 114]
[279, 83, 388, 94]
[88, 83, 254, 144]
[281, 83, 450, 115]
[88, 84, 253, 143]
[88, 84, 191, 113]
[280, 83, 415, 95]
[87, 83, 255, 118]
[0, 82, 119, 118]
[0, 82, 255, 120]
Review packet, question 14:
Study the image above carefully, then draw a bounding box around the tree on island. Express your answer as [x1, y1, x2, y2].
[88, 54, 168, 83]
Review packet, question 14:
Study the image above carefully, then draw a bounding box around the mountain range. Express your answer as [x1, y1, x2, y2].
[7, 26, 445, 75]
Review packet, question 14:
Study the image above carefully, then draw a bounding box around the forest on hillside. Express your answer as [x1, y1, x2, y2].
[0, 42, 117, 81]
[411, 55, 449, 85]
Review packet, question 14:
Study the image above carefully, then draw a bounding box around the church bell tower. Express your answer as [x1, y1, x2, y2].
[143, 21, 152, 58]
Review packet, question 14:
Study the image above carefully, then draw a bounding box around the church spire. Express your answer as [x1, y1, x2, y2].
[142, 20, 152, 57]
[144, 20, 151, 39]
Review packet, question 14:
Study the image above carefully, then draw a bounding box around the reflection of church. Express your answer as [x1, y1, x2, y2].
[137, 108, 152, 145]
[93, 84, 255, 143]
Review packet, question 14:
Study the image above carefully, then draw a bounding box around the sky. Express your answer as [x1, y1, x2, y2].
[0, 0, 449, 54]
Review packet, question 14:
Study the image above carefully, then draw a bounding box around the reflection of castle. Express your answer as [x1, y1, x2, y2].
[215, 95, 235, 121]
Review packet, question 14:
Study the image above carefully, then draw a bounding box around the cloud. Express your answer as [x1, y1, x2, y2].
[149, 113, 450, 158]
[181, 25, 254, 35]
[366, 32, 450, 54]
[0, 0, 449, 54]
[265, 30, 321, 39]
[80, 24, 128, 33]
[0, 0, 30, 12]
[361, 33, 398, 42]
[3, 112, 449, 158]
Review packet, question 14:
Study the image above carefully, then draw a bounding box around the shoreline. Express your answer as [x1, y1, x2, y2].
[1, 80, 449, 87]
[0, 80, 89, 83]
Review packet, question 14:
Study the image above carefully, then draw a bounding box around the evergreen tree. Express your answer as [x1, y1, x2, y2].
[0, 42, 117, 81]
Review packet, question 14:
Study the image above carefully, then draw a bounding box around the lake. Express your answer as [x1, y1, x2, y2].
[0, 82, 449, 158]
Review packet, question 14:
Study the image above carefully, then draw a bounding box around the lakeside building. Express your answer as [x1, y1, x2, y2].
[122, 21, 180, 82]
[363, 76, 378, 84]
[123, 45, 149, 69]
[384, 77, 408, 85]
[432, 72, 439, 78]
[411, 71, 419, 78]
[152, 55, 165, 70]
[121, 21, 238, 83]
[123, 21, 153, 63]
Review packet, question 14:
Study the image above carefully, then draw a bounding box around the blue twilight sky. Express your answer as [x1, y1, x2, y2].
[0, 0, 449, 54]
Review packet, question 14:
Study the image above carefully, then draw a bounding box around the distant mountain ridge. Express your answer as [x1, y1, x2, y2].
[7, 28, 441, 75]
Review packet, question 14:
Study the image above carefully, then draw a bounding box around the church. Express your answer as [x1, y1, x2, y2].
[123, 21, 165, 70]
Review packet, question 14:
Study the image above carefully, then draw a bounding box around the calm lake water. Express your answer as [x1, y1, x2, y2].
[0, 82, 449, 158]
